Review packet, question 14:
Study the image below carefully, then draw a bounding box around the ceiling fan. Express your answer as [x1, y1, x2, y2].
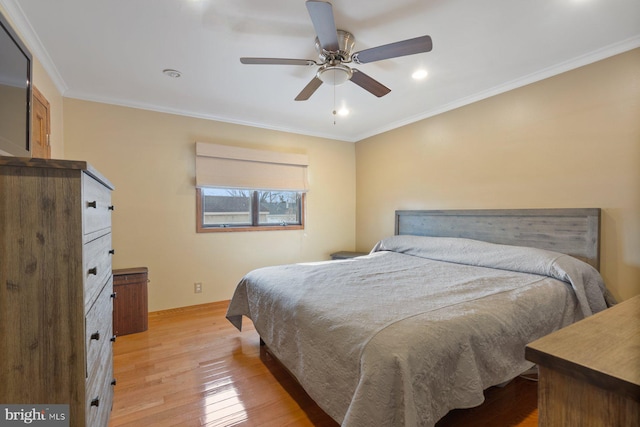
[240, 0, 433, 101]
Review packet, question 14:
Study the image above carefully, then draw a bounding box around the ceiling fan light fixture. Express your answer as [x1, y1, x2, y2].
[317, 64, 353, 85]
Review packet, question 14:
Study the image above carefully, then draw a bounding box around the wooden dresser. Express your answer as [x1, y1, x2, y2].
[525, 295, 640, 427]
[0, 157, 115, 427]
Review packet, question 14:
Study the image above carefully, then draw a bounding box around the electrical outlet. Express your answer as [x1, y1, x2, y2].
[194, 282, 202, 293]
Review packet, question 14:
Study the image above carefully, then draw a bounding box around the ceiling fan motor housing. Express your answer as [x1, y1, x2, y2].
[315, 30, 356, 85]
[315, 29, 355, 62]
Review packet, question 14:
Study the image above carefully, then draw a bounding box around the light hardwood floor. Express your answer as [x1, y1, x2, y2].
[108, 301, 538, 427]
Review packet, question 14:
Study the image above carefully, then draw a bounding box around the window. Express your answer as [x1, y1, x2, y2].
[197, 187, 305, 232]
[195, 142, 308, 233]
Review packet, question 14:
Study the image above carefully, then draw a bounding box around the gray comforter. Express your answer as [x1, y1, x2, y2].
[226, 236, 610, 426]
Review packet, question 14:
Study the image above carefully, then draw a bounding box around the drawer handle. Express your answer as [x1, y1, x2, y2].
[111, 378, 117, 386]
[109, 249, 115, 255]
[111, 292, 117, 299]
[88, 267, 98, 276]
[90, 331, 100, 341]
[91, 398, 100, 407]
[108, 205, 115, 211]
[87, 201, 97, 209]
[111, 335, 117, 343]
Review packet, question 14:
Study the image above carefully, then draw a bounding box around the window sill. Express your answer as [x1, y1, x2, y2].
[196, 224, 304, 233]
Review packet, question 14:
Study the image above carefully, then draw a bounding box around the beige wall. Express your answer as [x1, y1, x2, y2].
[355, 49, 640, 302]
[63, 99, 356, 311]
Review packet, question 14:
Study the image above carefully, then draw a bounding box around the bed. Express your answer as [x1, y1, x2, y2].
[226, 208, 612, 426]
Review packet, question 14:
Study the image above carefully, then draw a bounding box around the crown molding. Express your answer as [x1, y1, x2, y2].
[0, 0, 68, 94]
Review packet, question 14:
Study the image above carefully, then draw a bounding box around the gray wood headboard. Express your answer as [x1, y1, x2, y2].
[395, 208, 601, 270]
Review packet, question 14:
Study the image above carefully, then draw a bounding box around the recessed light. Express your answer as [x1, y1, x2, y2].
[163, 69, 182, 78]
[412, 69, 428, 80]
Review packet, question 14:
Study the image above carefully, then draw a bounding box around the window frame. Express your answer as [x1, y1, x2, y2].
[196, 187, 305, 233]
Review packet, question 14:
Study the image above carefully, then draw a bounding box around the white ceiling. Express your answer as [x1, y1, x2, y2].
[3, 0, 640, 142]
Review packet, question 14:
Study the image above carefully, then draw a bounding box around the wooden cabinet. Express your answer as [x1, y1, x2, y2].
[525, 295, 640, 427]
[113, 267, 149, 336]
[0, 157, 115, 427]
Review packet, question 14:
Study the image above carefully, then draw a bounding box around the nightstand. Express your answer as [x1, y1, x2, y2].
[525, 295, 640, 426]
[330, 251, 368, 260]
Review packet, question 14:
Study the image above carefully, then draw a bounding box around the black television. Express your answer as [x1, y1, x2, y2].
[0, 10, 32, 157]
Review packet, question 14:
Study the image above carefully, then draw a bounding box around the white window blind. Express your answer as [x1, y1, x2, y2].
[195, 142, 309, 191]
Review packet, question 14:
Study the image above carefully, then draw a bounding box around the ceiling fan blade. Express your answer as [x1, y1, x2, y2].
[306, 1, 339, 52]
[350, 69, 391, 97]
[295, 77, 323, 101]
[240, 57, 316, 66]
[352, 35, 433, 64]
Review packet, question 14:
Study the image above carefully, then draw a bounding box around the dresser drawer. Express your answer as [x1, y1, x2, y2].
[86, 279, 113, 380]
[85, 280, 115, 427]
[83, 173, 112, 237]
[84, 233, 113, 312]
[86, 350, 114, 427]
